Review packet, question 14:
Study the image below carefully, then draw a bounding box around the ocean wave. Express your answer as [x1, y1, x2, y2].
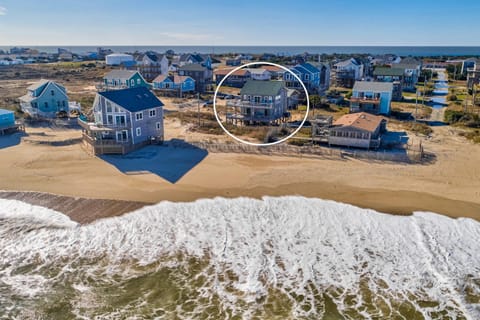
[0, 197, 479, 319]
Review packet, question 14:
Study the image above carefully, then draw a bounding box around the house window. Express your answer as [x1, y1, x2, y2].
[135, 112, 143, 121]
[106, 101, 112, 113]
[57, 101, 61, 107]
[107, 115, 113, 125]
[51, 90, 55, 96]
[131, 79, 135, 86]
[137, 79, 141, 84]
[44, 102, 48, 109]
[156, 122, 162, 130]
[62, 101, 66, 107]
[285, 73, 291, 80]
[149, 109, 156, 117]
[136, 127, 141, 136]
[305, 74, 309, 80]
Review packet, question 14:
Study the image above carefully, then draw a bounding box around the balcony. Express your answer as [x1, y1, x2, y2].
[350, 97, 381, 104]
[226, 100, 277, 109]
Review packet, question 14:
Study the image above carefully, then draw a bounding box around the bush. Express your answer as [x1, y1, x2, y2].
[447, 94, 457, 101]
[444, 110, 480, 128]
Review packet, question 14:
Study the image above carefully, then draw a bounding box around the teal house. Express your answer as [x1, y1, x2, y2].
[0, 109, 15, 128]
[103, 70, 150, 90]
[350, 81, 393, 115]
[19, 80, 70, 118]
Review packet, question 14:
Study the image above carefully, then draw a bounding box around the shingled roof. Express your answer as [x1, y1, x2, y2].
[98, 87, 164, 113]
[333, 112, 386, 133]
[353, 81, 393, 92]
[240, 80, 285, 96]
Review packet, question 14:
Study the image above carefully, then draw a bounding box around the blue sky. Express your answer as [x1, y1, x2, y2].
[0, 0, 478, 46]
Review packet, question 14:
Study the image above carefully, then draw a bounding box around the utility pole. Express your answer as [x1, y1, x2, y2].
[197, 92, 201, 127]
[415, 89, 419, 121]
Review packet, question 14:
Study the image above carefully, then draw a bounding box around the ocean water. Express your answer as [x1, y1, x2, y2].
[0, 197, 479, 319]
[2, 46, 480, 56]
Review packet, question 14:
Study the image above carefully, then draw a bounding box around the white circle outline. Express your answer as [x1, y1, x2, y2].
[213, 61, 310, 146]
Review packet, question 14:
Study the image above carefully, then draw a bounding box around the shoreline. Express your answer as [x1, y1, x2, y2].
[0, 125, 479, 224]
[1, 185, 479, 224]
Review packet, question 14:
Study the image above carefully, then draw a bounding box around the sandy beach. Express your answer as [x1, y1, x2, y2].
[0, 121, 479, 223]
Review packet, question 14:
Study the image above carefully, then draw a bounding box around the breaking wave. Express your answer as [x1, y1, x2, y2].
[0, 197, 479, 319]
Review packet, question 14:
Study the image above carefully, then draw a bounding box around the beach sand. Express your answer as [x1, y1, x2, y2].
[0, 124, 479, 223]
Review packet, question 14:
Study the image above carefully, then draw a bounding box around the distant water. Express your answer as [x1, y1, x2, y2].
[2, 46, 480, 56]
[0, 197, 479, 319]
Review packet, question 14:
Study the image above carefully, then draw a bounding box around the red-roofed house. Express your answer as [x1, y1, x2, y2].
[328, 112, 387, 149]
[214, 68, 251, 88]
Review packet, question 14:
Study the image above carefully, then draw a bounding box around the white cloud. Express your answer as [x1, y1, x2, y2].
[0, 6, 6, 15]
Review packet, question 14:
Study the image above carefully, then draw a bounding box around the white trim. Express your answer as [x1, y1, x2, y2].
[149, 108, 156, 117]
[136, 127, 142, 137]
[135, 112, 143, 121]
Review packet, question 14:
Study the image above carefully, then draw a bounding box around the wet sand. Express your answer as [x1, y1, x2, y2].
[0, 125, 479, 223]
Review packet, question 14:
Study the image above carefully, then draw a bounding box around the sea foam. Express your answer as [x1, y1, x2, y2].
[0, 197, 479, 319]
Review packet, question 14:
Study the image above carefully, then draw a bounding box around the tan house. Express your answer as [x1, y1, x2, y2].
[328, 112, 386, 149]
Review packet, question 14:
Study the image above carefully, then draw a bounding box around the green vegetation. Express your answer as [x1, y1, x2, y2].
[446, 63, 466, 81]
[444, 110, 480, 127]
[403, 122, 433, 136]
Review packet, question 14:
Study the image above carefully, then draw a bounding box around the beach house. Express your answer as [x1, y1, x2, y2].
[393, 58, 422, 91]
[327, 112, 387, 149]
[226, 80, 288, 125]
[0, 109, 23, 135]
[284, 62, 330, 94]
[19, 80, 71, 118]
[132, 52, 169, 81]
[178, 64, 213, 93]
[152, 74, 195, 96]
[177, 53, 213, 69]
[214, 68, 251, 87]
[333, 58, 364, 88]
[79, 87, 164, 155]
[373, 67, 404, 101]
[350, 81, 393, 115]
[102, 70, 149, 90]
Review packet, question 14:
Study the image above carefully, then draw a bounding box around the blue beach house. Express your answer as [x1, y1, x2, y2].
[152, 74, 195, 95]
[19, 80, 70, 118]
[0, 109, 15, 128]
[283, 62, 329, 94]
[350, 81, 393, 115]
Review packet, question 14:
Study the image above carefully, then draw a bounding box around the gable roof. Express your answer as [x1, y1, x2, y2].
[104, 70, 140, 80]
[333, 112, 386, 132]
[262, 65, 283, 72]
[98, 87, 164, 113]
[240, 80, 285, 96]
[353, 81, 393, 92]
[214, 68, 250, 76]
[153, 74, 195, 84]
[298, 62, 320, 74]
[152, 74, 171, 83]
[373, 67, 405, 76]
[245, 68, 270, 75]
[27, 80, 66, 97]
[178, 63, 207, 72]
[335, 58, 361, 68]
[27, 79, 50, 91]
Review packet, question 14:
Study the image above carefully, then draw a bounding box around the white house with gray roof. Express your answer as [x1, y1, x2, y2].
[351, 81, 393, 115]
